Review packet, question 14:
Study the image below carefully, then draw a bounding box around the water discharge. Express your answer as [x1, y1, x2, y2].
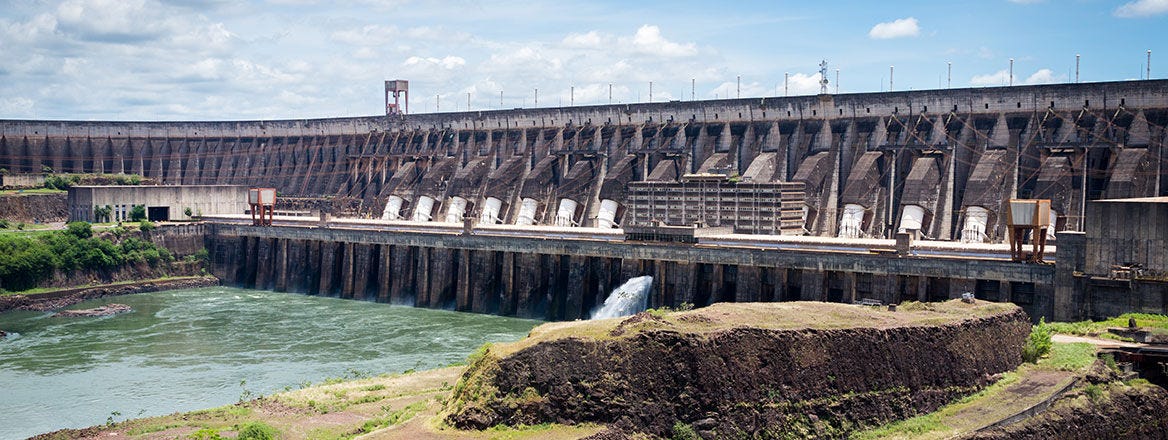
[0, 287, 539, 439]
[590, 276, 653, 319]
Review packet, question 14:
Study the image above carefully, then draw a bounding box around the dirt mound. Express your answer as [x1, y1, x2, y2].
[446, 301, 1031, 438]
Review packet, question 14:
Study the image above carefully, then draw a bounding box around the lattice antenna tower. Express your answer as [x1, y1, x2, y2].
[819, 60, 829, 94]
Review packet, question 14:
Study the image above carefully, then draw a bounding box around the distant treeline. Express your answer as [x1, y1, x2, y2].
[0, 222, 172, 292]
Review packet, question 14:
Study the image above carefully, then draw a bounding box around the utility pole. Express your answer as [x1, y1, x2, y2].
[691, 78, 695, 101]
[534, 88, 538, 107]
[500, 90, 503, 108]
[467, 92, 471, 111]
[1075, 54, 1080, 83]
[889, 65, 894, 92]
[649, 81, 653, 102]
[835, 68, 840, 94]
[608, 83, 612, 104]
[436, 94, 440, 112]
[736, 75, 741, 98]
[570, 86, 574, 106]
[947, 61, 952, 88]
[1009, 58, 1014, 86]
[1148, 50, 1153, 80]
[784, 72, 789, 96]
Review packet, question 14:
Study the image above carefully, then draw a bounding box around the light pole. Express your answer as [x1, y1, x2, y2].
[947, 61, 952, 88]
[1009, 58, 1014, 86]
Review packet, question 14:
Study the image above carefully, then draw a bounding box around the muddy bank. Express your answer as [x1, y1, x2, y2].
[447, 301, 1031, 439]
[0, 276, 219, 313]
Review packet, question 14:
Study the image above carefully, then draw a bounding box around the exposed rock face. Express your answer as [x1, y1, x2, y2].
[0, 193, 67, 223]
[447, 302, 1031, 438]
[53, 303, 132, 317]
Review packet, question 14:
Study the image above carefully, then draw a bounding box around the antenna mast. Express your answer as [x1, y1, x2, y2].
[819, 60, 829, 94]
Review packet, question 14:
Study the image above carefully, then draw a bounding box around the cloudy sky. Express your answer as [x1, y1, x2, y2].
[1, 0, 1165, 121]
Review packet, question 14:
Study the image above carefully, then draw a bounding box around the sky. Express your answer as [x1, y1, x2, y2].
[1, 0, 1166, 121]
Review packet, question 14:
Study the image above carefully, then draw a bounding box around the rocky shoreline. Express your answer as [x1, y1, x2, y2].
[0, 276, 219, 313]
[52, 303, 133, 317]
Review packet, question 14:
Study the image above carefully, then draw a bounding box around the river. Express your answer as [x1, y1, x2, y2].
[0, 287, 540, 439]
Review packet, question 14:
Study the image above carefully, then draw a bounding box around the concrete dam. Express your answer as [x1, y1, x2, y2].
[4, 80, 1167, 321]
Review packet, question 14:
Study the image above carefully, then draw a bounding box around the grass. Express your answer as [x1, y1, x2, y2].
[1047, 313, 1168, 337]
[493, 300, 1018, 358]
[0, 188, 66, 196]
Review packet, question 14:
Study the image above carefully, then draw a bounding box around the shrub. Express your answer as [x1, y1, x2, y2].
[43, 174, 80, 190]
[235, 422, 278, 440]
[139, 220, 156, 232]
[0, 219, 10, 229]
[1022, 318, 1054, 363]
[130, 205, 146, 221]
[184, 207, 193, 218]
[66, 221, 93, 239]
[671, 422, 700, 440]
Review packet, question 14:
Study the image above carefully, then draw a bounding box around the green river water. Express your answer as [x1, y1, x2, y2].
[0, 287, 541, 439]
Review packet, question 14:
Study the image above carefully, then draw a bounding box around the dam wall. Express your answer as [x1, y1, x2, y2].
[3, 80, 1166, 242]
[206, 223, 1057, 320]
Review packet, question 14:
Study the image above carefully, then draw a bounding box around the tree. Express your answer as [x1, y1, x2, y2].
[65, 221, 93, 239]
[130, 205, 147, 222]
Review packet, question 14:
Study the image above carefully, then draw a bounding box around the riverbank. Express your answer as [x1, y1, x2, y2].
[0, 276, 219, 313]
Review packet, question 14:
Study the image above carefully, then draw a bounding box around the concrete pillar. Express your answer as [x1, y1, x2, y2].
[242, 236, 259, 288]
[272, 238, 287, 292]
[565, 255, 587, 320]
[736, 265, 761, 302]
[390, 245, 415, 304]
[287, 239, 307, 293]
[804, 270, 828, 301]
[351, 243, 374, 300]
[457, 250, 473, 312]
[318, 242, 340, 296]
[414, 247, 431, 307]
[1054, 231, 1087, 321]
[306, 240, 321, 295]
[340, 242, 356, 299]
[377, 245, 393, 302]
[499, 252, 517, 316]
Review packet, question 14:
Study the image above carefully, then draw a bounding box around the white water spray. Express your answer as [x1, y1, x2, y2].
[590, 276, 653, 319]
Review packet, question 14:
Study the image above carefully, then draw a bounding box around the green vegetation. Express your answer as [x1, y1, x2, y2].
[43, 174, 80, 190]
[0, 221, 173, 292]
[235, 421, 279, 440]
[671, 422, 700, 440]
[1047, 313, 1168, 337]
[0, 187, 66, 195]
[139, 220, 156, 232]
[1022, 318, 1054, 363]
[130, 205, 146, 222]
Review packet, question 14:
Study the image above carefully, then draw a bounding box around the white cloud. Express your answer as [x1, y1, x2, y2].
[970, 70, 1010, 86]
[1115, 0, 1168, 17]
[625, 25, 697, 57]
[562, 31, 604, 49]
[868, 17, 920, 39]
[1024, 68, 1064, 84]
[404, 55, 466, 70]
[970, 68, 1064, 86]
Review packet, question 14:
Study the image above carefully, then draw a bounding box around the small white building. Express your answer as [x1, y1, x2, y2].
[68, 185, 249, 222]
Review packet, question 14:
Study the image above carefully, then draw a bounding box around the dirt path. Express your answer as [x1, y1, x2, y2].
[1051, 334, 1145, 349]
